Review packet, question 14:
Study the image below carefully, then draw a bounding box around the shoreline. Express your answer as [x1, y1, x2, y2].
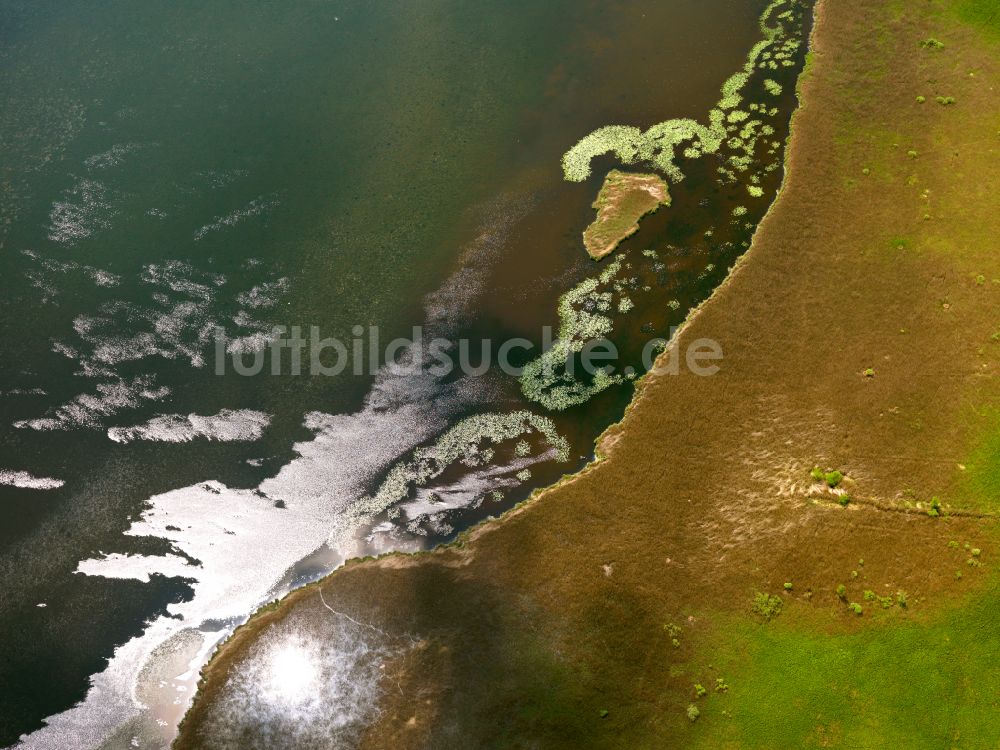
[176, 0, 1000, 745]
[172, 0, 824, 741]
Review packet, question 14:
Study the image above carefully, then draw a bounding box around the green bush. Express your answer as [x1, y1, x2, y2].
[824, 470, 844, 488]
[752, 592, 783, 621]
[836, 584, 847, 600]
[849, 602, 864, 616]
[695, 683, 707, 698]
[920, 37, 945, 49]
[687, 704, 701, 722]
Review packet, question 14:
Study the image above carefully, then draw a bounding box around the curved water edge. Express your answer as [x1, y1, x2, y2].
[171, 1, 816, 746]
[0, 1, 811, 747]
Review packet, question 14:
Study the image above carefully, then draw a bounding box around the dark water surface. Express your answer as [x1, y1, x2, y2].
[0, 0, 805, 746]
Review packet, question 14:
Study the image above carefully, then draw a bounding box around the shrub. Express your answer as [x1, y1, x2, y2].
[824, 470, 844, 488]
[687, 704, 701, 721]
[936, 96, 956, 105]
[836, 584, 847, 600]
[810, 467, 826, 482]
[916, 95, 926, 103]
[599, 709, 609, 719]
[863, 590, 876, 601]
[920, 38, 945, 49]
[715, 677, 729, 693]
[897, 590, 908, 607]
[838, 494, 851, 507]
[752, 592, 783, 621]
[849, 602, 863, 615]
[784, 582, 794, 591]
[864, 368, 875, 378]
[695, 683, 707, 698]
[928, 497, 942, 517]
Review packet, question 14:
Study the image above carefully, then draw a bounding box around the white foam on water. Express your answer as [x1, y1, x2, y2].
[107, 409, 272, 444]
[0, 471, 65, 490]
[193, 194, 280, 241]
[83, 142, 155, 170]
[15, 191, 551, 749]
[46, 178, 117, 244]
[14, 367, 483, 749]
[15, 260, 288, 431]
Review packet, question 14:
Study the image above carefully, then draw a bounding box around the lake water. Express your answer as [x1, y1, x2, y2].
[0, 0, 808, 746]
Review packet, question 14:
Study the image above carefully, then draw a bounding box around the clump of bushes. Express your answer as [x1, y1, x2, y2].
[928, 497, 943, 517]
[848, 602, 863, 616]
[920, 38, 945, 49]
[663, 622, 682, 648]
[752, 592, 783, 620]
[936, 95, 956, 105]
[811, 467, 844, 488]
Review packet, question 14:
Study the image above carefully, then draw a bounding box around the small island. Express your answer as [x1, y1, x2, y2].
[582, 169, 670, 260]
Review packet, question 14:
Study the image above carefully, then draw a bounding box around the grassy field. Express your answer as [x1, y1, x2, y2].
[690, 577, 1000, 749]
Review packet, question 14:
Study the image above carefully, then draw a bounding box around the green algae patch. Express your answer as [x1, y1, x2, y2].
[582, 170, 669, 260]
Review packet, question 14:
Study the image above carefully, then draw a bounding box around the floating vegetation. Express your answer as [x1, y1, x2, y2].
[357, 411, 570, 515]
[562, 0, 805, 187]
[523, 0, 808, 412]
[520, 259, 627, 410]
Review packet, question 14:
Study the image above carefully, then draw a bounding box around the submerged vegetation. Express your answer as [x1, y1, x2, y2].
[562, 0, 805, 185]
[357, 411, 570, 524]
[521, 0, 809, 410]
